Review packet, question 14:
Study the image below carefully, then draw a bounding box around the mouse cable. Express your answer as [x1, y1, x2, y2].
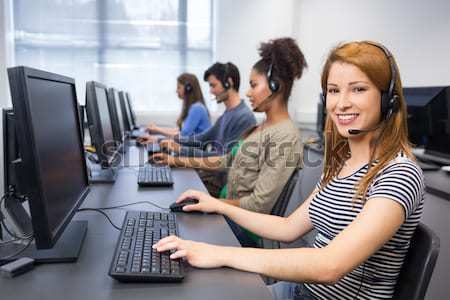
[82, 201, 170, 212]
[76, 208, 122, 231]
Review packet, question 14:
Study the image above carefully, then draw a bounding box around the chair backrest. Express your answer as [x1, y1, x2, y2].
[270, 169, 300, 217]
[393, 222, 440, 300]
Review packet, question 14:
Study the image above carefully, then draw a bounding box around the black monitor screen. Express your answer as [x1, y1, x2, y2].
[114, 90, 125, 134]
[95, 86, 114, 144]
[425, 87, 450, 158]
[121, 91, 134, 131]
[27, 77, 88, 235]
[8, 66, 89, 248]
[126, 93, 137, 127]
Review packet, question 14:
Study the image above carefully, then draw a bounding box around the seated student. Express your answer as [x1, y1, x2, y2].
[158, 62, 256, 156]
[138, 73, 210, 143]
[157, 62, 256, 196]
[152, 37, 306, 215]
[153, 41, 425, 300]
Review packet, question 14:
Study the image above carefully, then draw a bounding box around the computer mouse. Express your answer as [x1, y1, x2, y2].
[169, 198, 199, 212]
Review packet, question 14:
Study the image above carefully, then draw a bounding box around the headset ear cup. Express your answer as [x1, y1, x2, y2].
[391, 95, 400, 113]
[184, 83, 192, 94]
[384, 94, 400, 121]
[223, 80, 230, 89]
[269, 80, 280, 93]
[320, 93, 326, 107]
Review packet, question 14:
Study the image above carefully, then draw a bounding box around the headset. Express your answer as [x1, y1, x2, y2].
[252, 60, 281, 112]
[266, 62, 280, 93]
[320, 41, 400, 123]
[221, 63, 232, 90]
[184, 82, 193, 94]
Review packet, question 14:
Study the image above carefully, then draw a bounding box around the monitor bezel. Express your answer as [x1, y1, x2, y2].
[106, 87, 124, 143]
[118, 90, 133, 133]
[125, 92, 137, 129]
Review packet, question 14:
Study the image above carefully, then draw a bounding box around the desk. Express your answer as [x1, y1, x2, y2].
[0, 147, 272, 300]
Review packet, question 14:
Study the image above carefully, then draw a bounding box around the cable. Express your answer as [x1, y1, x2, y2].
[0, 236, 34, 261]
[0, 238, 20, 246]
[0, 193, 33, 241]
[76, 208, 122, 231]
[354, 262, 366, 299]
[86, 200, 170, 211]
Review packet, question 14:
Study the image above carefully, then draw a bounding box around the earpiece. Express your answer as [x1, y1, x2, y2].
[184, 82, 193, 94]
[267, 63, 280, 93]
[221, 63, 231, 90]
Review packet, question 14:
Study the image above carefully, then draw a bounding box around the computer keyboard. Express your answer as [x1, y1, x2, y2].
[109, 210, 184, 282]
[137, 164, 173, 187]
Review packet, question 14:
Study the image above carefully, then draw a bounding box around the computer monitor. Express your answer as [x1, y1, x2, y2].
[85, 81, 120, 166]
[78, 103, 86, 143]
[126, 92, 137, 129]
[424, 86, 450, 161]
[85, 81, 119, 182]
[2, 66, 90, 262]
[403, 86, 438, 146]
[119, 90, 134, 132]
[106, 88, 124, 144]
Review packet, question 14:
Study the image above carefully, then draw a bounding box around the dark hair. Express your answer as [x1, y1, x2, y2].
[203, 62, 240, 91]
[176, 73, 210, 129]
[253, 37, 307, 101]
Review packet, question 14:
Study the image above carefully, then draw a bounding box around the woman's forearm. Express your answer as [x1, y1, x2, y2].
[153, 126, 179, 137]
[221, 246, 336, 284]
[218, 204, 300, 243]
[172, 156, 223, 171]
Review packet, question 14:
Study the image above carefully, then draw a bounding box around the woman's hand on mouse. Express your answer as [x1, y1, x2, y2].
[153, 235, 228, 268]
[177, 189, 225, 214]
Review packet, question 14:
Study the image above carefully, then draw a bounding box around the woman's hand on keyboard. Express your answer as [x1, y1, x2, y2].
[177, 189, 224, 213]
[150, 152, 174, 166]
[153, 235, 227, 268]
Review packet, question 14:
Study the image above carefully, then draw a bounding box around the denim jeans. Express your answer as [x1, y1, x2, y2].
[268, 281, 314, 300]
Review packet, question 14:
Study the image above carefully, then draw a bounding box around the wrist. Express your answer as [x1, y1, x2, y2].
[215, 245, 233, 267]
[216, 200, 228, 215]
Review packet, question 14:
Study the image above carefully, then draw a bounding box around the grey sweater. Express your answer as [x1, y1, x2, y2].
[175, 100, 256, 157]
[219, 119, 303, 213]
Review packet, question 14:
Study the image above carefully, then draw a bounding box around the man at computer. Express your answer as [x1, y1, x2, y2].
[157, 62, 257, 196]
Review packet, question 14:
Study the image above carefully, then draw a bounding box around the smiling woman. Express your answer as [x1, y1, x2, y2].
[153, 41, 425, 300]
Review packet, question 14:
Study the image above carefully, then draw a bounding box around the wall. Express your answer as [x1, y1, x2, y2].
[140, 0, 297, 126]
[291, 0, 450, 124]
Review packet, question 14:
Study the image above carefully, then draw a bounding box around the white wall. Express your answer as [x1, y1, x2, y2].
[292, 0, 450, 124]
[140, 0, 298, 126]
[213, 0, 296, 121]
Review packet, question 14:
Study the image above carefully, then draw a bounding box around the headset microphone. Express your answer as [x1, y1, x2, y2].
[348, 123, 382, 135]
[252, 92, 274, 112]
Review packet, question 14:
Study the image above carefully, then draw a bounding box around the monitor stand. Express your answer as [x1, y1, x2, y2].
[0, 220, 88, 264]
[88, 167, 117, 183]
[86, 158, 117, 183]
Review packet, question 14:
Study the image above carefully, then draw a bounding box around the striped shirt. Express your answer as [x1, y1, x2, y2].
[305, 153, 425, 299]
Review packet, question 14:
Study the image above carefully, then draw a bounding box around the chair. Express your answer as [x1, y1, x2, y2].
[392, 222, 440, 300]
[258, 169, 300, 249]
